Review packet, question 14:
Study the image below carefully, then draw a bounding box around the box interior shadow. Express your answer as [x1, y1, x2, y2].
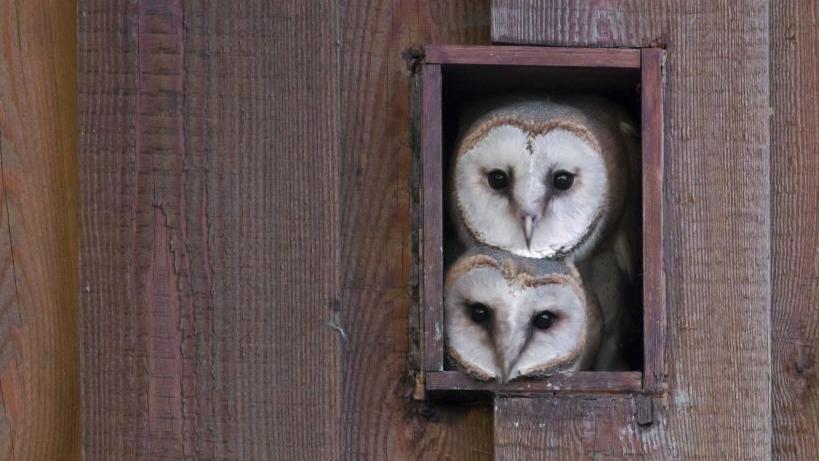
[438, 63, 644, 372]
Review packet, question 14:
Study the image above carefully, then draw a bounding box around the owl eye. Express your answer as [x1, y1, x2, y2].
[467, 302, 491, 324]
[532, 311, 556, 330]
[552, 171, 574, 191]
[486, 169, 510, 190]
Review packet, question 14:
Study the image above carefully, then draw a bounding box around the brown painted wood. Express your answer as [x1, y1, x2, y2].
[422, 64, 445, 372]
[80, 1, 341, 459]
[0, 0, 80, 458]
[492, 1, 773, 459]
[338, 1, 494, 459]
[425, 44, 641, 67]
[427, 371, 642, 395]
[770, 2, 819, 459]
[640, 48, 666, 394]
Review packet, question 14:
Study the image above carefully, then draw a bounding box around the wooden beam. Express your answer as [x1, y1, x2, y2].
[422, 64, 445, 372]
[0, 0, 80, 458]
[640, 48, 666, 394]
[426, 371, 643, 395]
[425, 45, 641, 67]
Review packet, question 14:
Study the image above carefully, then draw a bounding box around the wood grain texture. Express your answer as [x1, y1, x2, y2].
[492, 0, 665, 47]
[421, 64, 444, 372]
[80, 1, 341, 459]
[0, 0, 81, 459]
[770, 2, 819, 459]
[640, 48, 666, 394]
[338, 1, 494, 459]
[424, 44, 640, 67]
[492, 1, 773, 459]
[495, 396, 665, 459]
[426, 371, 642, 395]
[81, 0, 494, 459]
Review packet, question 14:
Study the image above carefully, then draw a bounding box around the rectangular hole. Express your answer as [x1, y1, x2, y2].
[418, 46, 665, 397]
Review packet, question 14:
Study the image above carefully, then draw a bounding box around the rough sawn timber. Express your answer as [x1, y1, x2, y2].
[492, 1, 773, 459]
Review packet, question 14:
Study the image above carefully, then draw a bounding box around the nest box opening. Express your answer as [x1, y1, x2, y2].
[415, 45, 665, 398]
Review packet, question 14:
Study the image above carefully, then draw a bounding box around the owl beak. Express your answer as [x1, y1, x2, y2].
[523, 215, 535, 250]
[494, 317, 528, 383]
[498, 347, 524, 384]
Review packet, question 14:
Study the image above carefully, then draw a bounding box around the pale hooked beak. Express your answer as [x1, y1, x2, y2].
[523, 215, 535, 250]
[493, 313, 528, 383]
[497, 342, 525, 384]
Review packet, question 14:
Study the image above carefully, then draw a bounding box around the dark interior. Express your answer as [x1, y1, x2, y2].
[439, 63, 644, 372]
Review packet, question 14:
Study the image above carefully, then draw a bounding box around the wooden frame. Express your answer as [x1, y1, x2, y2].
[418, 45, 665, 396]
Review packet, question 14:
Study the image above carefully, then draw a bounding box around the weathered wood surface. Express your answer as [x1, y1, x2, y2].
[80, 0, 493, 459]
[426, 371, 642, 395]
[80, 1, 342, 459]
[424, 45, 641, 67]
[338, 1, 493, 459]
[492, 1, 773, 459]
[770, 2, 819, 459]
[0, 0, 81, 459]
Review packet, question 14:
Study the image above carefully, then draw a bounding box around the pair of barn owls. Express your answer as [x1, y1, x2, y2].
[444, 96, 639, 382]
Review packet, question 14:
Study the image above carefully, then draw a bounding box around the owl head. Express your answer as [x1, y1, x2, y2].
[450, 96, 637, 261]
[444, 247, 602, 383]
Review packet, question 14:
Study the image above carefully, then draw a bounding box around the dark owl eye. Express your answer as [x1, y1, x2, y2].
[467, 302, 491, 324]
[487, 169, 510, 190]
[532, 311, 556, 330]
[552, 171, 574, 191]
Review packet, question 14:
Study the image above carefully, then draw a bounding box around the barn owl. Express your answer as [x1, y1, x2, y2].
[449, 96, 640, 369]
[444, 247, 602, 382]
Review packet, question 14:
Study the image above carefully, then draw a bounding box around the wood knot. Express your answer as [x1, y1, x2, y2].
[402, 47, 424, 73]
[785, 345, 817, 397]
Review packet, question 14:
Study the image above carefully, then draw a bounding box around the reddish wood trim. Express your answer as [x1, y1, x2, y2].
[420, 45, 667, 395]
[426, 371, 643, 395]
[641, 48, 666, 394]
[422, 64, 444, 371]
[424, 45, 641, 68]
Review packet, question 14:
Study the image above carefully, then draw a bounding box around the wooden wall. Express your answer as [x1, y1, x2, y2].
[76, 0, 817, 460]
[0, 0, 81, 459]
[79, 1, 492, 459]
[492, 1, 816, 460]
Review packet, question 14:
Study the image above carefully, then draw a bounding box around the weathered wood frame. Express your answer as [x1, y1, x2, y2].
[419, 45, 665, 396]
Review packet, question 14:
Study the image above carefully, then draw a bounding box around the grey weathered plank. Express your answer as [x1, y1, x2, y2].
[492, 1, 772, 459]
[770, 2, 819, 459]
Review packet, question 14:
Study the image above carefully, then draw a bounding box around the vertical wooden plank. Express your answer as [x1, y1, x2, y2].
[78, 2, 139, 457]
[338, 0, 494, 459]
[641, 48, 666, 394]
[770, 2, 819, 459]
[492, 1, 772, 459]
[80, 1, 342, 459]
[422, 64, 444, 372]
[0, 0, 80, 459]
